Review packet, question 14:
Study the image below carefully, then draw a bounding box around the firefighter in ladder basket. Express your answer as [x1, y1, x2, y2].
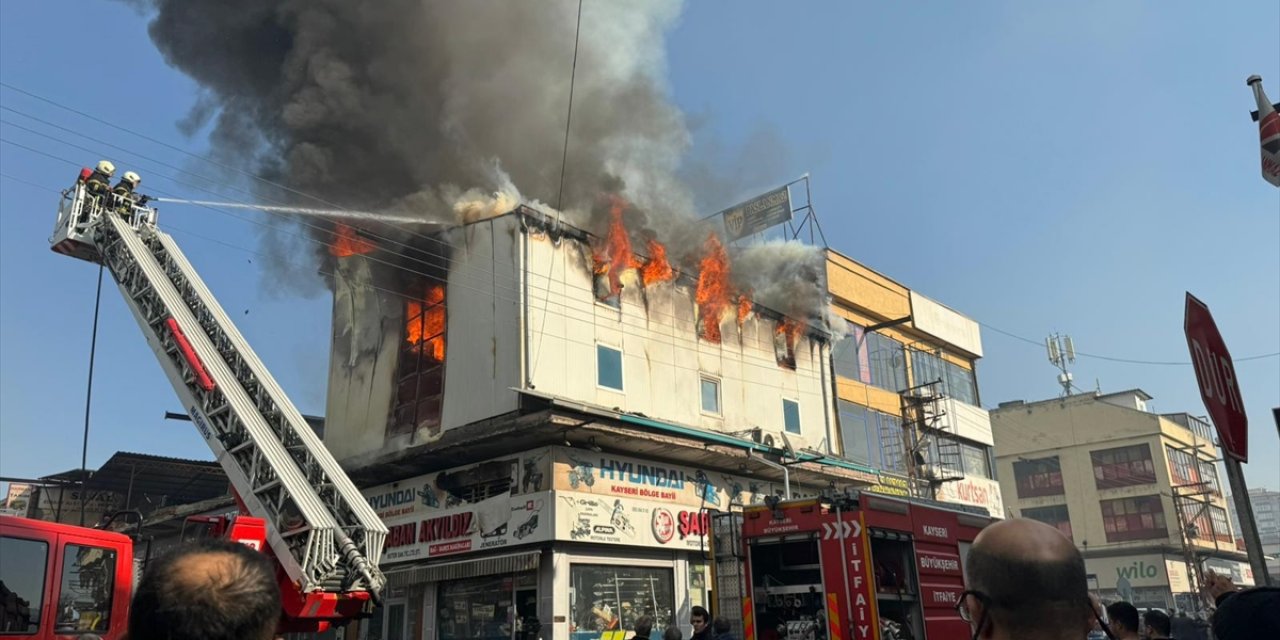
[111, 171, 144, 217]
[76, 159, 115, 220]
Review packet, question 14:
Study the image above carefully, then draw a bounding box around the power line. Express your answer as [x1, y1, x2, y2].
[3, 85, 1279, 369]
[0, 170, 830, 386]
[0, 114, 832, 370]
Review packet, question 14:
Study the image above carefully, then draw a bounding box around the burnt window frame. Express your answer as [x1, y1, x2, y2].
[1091, 444, 1157, 489]
[1099, 495, 1168, 542]
[1012, 456, 1065, 498]
[390, 283, 447, 438]
[1021, 504, 1074, 541]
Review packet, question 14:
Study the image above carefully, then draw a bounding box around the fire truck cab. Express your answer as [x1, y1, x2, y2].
[0, 515, 134, 639]
[736, 493, 993, 640]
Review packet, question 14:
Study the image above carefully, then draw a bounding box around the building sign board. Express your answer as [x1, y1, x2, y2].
[934, 476, 1004, 518]
[1, 483, 33, 517]
[1085, 554, 1171, 590]
[718, 185, 793, 241]
[556, 492, 716, 551]
[554, 450, 777, 509]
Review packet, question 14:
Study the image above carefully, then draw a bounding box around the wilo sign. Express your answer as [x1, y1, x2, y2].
[1183, 293, 1248, 461]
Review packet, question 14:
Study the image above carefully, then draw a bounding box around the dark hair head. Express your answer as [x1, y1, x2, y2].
[965, 520, 1091, 637]
[634, 615, 654, 638]
[690, 606, 709, 623]
[1142, 609, 1171, 636]
[663, 626, 683, 640]
[128, 537, 281, 640]
[1105, 602, 1139, 633]
[712, 617, 731, 634]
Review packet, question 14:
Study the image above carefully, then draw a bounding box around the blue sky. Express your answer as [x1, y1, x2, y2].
[2, 1, 1277, 495]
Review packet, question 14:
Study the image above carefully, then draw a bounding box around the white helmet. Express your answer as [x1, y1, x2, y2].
[97, 160, 115, 175]
[123, 171, 141, 187]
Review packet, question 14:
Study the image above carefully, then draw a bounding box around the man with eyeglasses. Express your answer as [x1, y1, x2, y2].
[955, 518, 1112, 640]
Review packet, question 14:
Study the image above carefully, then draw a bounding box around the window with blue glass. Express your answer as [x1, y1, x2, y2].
[783, 399, 801, 434]
[597, 344, 623, 390]
[909, 349, 979, 406]
[836, 400, 908, 473]
[831, 326, 908, 393]
[700, 377, 721, 415]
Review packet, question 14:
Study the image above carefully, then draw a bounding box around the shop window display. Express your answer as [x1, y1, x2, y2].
[571, 565, 674, 640]
[438, 573, 537, 640]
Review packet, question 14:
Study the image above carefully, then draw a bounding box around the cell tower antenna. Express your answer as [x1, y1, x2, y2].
[1046, 333, 1076, 396]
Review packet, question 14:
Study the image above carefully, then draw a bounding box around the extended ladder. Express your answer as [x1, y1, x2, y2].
[51, 185, 386, 596]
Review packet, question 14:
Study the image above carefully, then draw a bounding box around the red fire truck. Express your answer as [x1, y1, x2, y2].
[723, 492, 993, 640]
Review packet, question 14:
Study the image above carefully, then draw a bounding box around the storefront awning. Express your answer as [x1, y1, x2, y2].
[384, 550, 542, 588]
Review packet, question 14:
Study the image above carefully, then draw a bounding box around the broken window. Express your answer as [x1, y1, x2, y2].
[390, 283, 446, 438]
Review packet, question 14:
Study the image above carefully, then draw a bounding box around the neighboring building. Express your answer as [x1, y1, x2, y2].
[321, 208, 884, 640]
[991, 390, 1252, 612]
[1228, 487, 1280, 579]
[825, 250, 1002, 517]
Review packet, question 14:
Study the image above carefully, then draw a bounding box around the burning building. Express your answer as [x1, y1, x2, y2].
[324, 207, 849, 471]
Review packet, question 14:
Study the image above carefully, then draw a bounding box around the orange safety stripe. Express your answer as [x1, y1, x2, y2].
[827, 593, 843, 640]
[743, 596, 755, 640]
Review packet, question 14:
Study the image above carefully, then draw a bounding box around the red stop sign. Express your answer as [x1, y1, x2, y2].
[1184, 293, 1249, 461]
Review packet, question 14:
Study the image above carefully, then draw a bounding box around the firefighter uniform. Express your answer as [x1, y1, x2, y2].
[111, 172, 142, 216]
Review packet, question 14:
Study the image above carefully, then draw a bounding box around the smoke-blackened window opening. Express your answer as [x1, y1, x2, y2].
[436, 460, 516, 505]
[390, 280, 447, 439]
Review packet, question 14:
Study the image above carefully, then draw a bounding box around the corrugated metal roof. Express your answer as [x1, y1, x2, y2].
[42, 451, 227, 510]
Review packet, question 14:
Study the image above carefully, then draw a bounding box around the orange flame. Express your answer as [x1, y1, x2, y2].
[640, 239, 674, 286]
[594, 196, 642, 299]
[737, 293, 753, 325]
[695, 234, 731, 343]
[776, 318, 804, 349]
[329, 222, 376, 257]
[406, 285, 446, 361]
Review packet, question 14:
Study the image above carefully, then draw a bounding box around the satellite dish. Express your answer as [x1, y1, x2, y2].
[780, 432, 800, 458]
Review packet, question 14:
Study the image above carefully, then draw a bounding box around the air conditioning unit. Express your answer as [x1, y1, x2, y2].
[748, 427, 778, 449]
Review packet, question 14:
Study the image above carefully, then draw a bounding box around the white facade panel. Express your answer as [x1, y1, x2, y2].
[909, 291, 984, 357]
[941, 398, 995, 446]
[522, 228, 836, 451]
[440, 218, 522, 430]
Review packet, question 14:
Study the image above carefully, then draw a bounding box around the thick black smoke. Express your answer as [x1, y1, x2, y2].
[133, 0, 691, 223]
[132, 0, 832, 329]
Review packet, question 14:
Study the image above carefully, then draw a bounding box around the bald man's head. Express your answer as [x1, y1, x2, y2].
[128, 538, 281, 640]
[963, 519, 1093, 639]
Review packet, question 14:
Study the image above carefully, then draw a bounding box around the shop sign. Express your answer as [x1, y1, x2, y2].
[842, 511, 878, 639]
[1085, 555, 1170, 590]
[1165, 559, 1191, 593]
[1204, 557, 1256, 587]
[1, 483, 33, 517]
[555, 449, 773, 509]
[934, 476, 1004, 518]
[557, 493, 716, 550]
[363, 450, 549, 522]
[867, 473, 912, 497]
[378, 492, 552, 563]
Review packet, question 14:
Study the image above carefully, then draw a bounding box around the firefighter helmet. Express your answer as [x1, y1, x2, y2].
[96, 160, 115, 176]
[123, 171, 141, 187]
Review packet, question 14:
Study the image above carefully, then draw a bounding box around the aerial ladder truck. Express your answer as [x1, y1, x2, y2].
[0, 174, 388, 638]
